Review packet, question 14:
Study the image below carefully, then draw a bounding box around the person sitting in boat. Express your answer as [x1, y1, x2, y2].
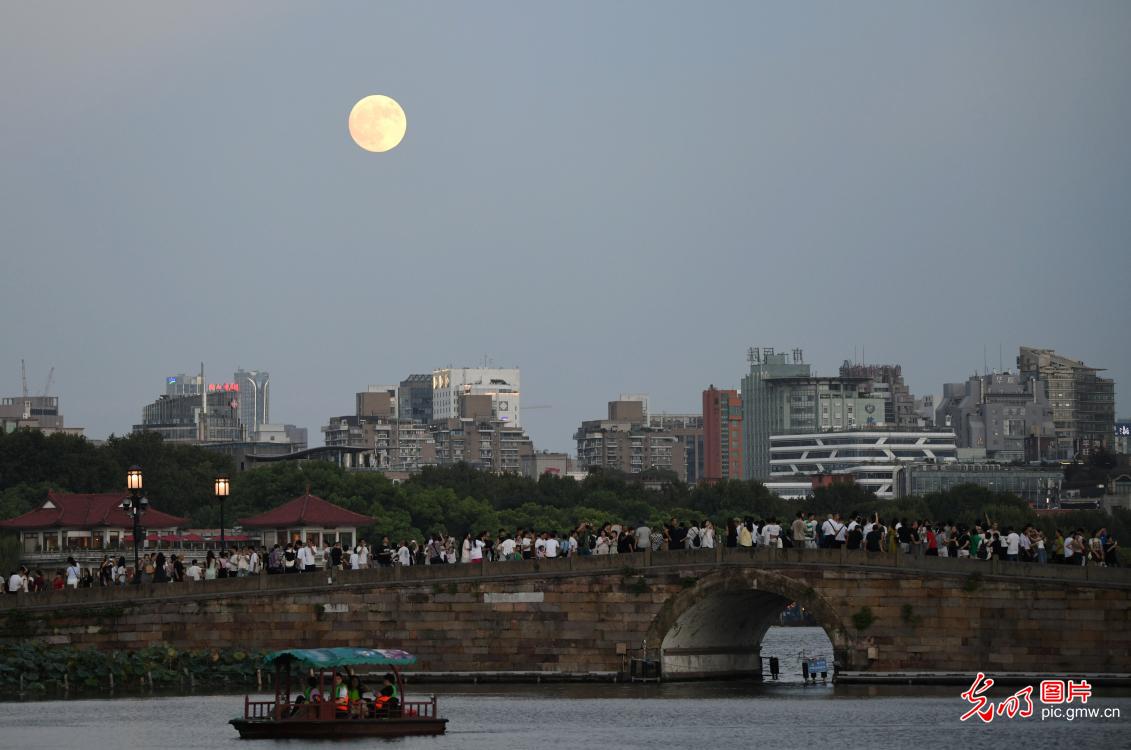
[347, 674, 367, 718]
[332, 673, 350, 718]
[289, 675, 321, 717]
[382, 672, 399, 702]
[372, 684, 400, 717]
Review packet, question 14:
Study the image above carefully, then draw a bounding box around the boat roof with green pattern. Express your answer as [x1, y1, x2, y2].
[263, 648, 417, 668]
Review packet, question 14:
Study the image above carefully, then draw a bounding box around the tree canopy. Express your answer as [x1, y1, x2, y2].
[1, 428, 1126, 545]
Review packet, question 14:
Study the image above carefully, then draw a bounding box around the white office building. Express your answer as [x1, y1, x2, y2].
[765, 429, 958, 499]
[432, 367, 521, 427]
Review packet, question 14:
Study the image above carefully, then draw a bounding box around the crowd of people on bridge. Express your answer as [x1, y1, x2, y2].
[370, 515, 1119, 568]
[742, 512, 1121, 567]
[5, 514, 1121, 595]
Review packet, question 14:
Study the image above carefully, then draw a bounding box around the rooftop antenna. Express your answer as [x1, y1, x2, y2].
[983, 345, 988, 377]
[19, 359, 29, 419]
[999, 343, 1003, 374]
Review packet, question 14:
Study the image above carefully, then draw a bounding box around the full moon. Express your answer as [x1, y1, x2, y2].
[348, 94, 407, 153]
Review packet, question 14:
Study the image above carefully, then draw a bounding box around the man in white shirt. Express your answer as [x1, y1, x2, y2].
[1005, 529, 1021, 561]
[499, 535, 517, 560]
[248, 549, 260, 574]
[397, 542, 412, 566]
[1018, 529, 1031, 561]
[299, 542, 316, 572]
[186, 560, 202, 581]
[7, 568, 26, 594]
[544, 533, 560, 558]
[821, 515, 836, 546]
[763, 519, 781, 548]
[635, 523, 651, 550]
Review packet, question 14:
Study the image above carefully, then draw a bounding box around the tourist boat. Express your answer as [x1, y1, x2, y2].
[230, 647, 447, 739]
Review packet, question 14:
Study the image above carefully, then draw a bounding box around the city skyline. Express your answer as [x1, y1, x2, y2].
[2, 2, 1129, 454]
[4, 343, 1121, 458]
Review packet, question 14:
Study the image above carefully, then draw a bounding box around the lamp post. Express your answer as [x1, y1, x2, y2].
[121, 465, 148, 585]
[214, 475, 230, 552]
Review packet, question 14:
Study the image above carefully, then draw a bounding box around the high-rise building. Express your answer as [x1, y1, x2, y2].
[427, 393, 532, 473]
[764, 428, 958, 499]
[646, 412, 703, 483]
[135, 390, 242, 443]
[234, 369, 270, 439]
[574, 400, 687, 480]
[165, 373, 203, 397]
[703, 386, 743, 482]
[935, 372, 1056, 461]
[0, 395, 83, 436]
[1018, 347, 1115, 457]
[838, 362, 916, 428]
[741, 347, 886, 480]
[398, 374, 433, 423]
[432, 367, 521, 427]
[357, 385, 398, 420]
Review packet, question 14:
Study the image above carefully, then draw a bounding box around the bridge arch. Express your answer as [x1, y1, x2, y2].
[645, 568, 854, 680]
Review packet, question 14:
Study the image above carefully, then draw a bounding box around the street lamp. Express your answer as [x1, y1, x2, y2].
[214, 475, 230, 551]
[121, 465, 149, 585]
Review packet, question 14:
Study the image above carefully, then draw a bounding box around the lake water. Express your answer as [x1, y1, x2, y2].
[0, 629, 1125, 748]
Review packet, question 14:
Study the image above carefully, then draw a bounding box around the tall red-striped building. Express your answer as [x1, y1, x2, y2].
[702, 386, 744, 482]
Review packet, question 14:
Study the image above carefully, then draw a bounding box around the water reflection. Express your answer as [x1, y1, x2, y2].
[0, 628, 1124, 748]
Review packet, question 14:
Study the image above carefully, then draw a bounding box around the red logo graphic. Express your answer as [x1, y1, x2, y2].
[960, 673, 1037, 722]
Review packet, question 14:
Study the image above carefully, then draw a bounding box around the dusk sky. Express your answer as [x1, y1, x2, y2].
[2, 2, 1128, 453]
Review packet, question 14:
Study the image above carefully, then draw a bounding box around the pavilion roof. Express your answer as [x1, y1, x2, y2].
[0, 491, 188, 530]
[237, 493, 373, 528]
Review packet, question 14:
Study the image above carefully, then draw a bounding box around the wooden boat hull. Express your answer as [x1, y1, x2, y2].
[230, 717, 448, 739]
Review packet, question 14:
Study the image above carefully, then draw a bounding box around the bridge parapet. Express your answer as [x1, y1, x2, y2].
[3, 546, 1129, 614]
[1, 547, 1129, 679]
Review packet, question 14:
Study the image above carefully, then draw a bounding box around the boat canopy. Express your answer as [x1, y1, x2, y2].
[263, 648, 417, 669]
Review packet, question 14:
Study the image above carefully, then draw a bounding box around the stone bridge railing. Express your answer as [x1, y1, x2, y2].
[4, 546, 1129, 614]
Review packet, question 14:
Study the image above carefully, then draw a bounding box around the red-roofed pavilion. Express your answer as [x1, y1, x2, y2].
[238, 493, 374, 549]
[0, 491, 188, 554]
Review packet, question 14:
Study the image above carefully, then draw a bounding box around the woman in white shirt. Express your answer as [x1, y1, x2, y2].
[114, 556, 128, 585]
[65, 557, 81, 588]
[700, 520, 716, 549]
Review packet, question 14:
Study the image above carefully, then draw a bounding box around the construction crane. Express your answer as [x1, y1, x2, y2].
[524, 404, 553, 410]
[42, 367, 54, 397]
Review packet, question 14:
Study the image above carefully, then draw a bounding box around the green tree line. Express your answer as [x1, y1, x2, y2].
[1, 429, 1127, 548]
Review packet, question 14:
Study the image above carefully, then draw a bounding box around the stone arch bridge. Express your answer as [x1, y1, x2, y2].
[2, 548, 1128, 679]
